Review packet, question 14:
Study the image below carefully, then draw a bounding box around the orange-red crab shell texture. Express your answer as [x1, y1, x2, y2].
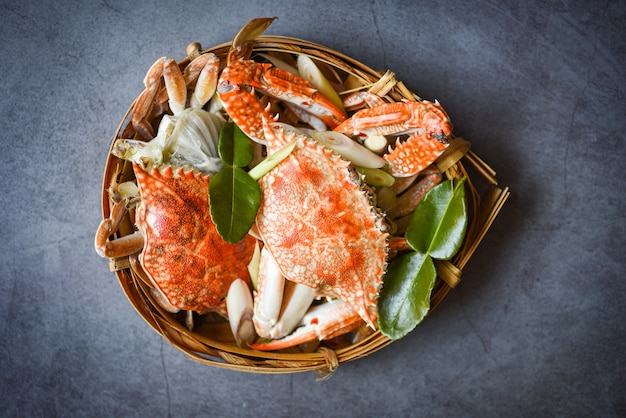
[255, 124, 389, 329]
[134, 163, 256, 314]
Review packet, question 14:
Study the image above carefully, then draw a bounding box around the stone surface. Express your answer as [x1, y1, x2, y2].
[1, 1, 624, 416]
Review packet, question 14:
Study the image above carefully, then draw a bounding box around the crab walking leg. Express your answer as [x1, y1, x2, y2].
[249, 299, 363, 351]
[342, 91, 387, 111]
[186, 53, 220, 109]
[162, 57, 187, 115]
[131, 57, 166, 139]
[259, 66, 346, 128]
[94, 199, 144, 258]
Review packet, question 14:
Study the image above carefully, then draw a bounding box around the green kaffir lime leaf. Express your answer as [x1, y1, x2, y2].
[405, 178, 468, 260]
[218, 122, 254, 168]
[208, 166, 261, 244]
[378, 251, 437, 340]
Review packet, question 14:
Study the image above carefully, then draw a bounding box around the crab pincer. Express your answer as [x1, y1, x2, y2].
[217, 59, 346, 143]
[334, 99, 453, 177]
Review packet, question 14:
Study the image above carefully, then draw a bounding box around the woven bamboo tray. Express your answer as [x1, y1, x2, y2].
[99, 33, 509, 377]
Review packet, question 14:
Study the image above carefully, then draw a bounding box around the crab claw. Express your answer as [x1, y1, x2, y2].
[253, 247, 316, 339]
[162, 57, 187, 116]
[217, 60, 346, 143]
[249, 299, 363, 351]
[384, 131, 449, 177]
[334, 99, 453, 177]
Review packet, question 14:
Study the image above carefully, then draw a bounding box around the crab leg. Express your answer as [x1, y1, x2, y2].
[95, 199, 145, 258]
[131, 58, 166, 139]
[227, 278, 257, 347]
[162, 57, 187, 116]
[183, 52, 220, 109]
[342, 91, 387, 111]
[249, 299, 364, 351]
[218, 60, 346, 143]
[334, 99, 453, 177]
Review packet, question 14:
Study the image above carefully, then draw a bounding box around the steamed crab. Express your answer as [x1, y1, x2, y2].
[212, 41, 453, 349]
[249, 120, 389, 350]
[95, 53, 257, 344]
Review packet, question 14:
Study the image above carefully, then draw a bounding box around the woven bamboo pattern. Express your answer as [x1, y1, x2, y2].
[99, 34, 509, 377]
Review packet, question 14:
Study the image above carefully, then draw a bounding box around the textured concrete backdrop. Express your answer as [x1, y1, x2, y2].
[1, 0, 624, 416]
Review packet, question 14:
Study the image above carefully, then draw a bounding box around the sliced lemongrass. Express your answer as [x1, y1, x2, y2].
[376, 186, 398, 212]
[313, 59, 345, 94]
[247, 241, 261, 290]
[310, 130, 386, 168]
[257, 53, 300, 75]
[343, 74, 370, 92]
[296, 54, 345, 113]
[247, 138, 298, 180]
[356, 166, 395, 187]
[364, 134, 389, 154]
[226, 278, 256, 347]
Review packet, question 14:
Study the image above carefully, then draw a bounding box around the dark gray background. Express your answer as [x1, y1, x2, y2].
[1, 0, 624, 416]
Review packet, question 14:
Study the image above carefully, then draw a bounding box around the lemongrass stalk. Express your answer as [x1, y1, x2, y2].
[310, 130, 386, 168]
[247, 138, 297, 180]
[247, 241, 262, 290]
[356, 167, 396, 187]
[257, 53, 300, 75]
[364, 134, 389, 155]
[297, 54, 345, 113]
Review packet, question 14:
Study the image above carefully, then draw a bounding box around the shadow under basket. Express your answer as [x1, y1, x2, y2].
[99, 36, 510, 377]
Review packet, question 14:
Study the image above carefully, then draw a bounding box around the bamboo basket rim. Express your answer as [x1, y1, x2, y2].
[99, 34, 510, 378]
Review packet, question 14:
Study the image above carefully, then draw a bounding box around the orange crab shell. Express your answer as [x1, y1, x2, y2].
[133, 163, 256, 314]
[256, 126, 389, 329]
